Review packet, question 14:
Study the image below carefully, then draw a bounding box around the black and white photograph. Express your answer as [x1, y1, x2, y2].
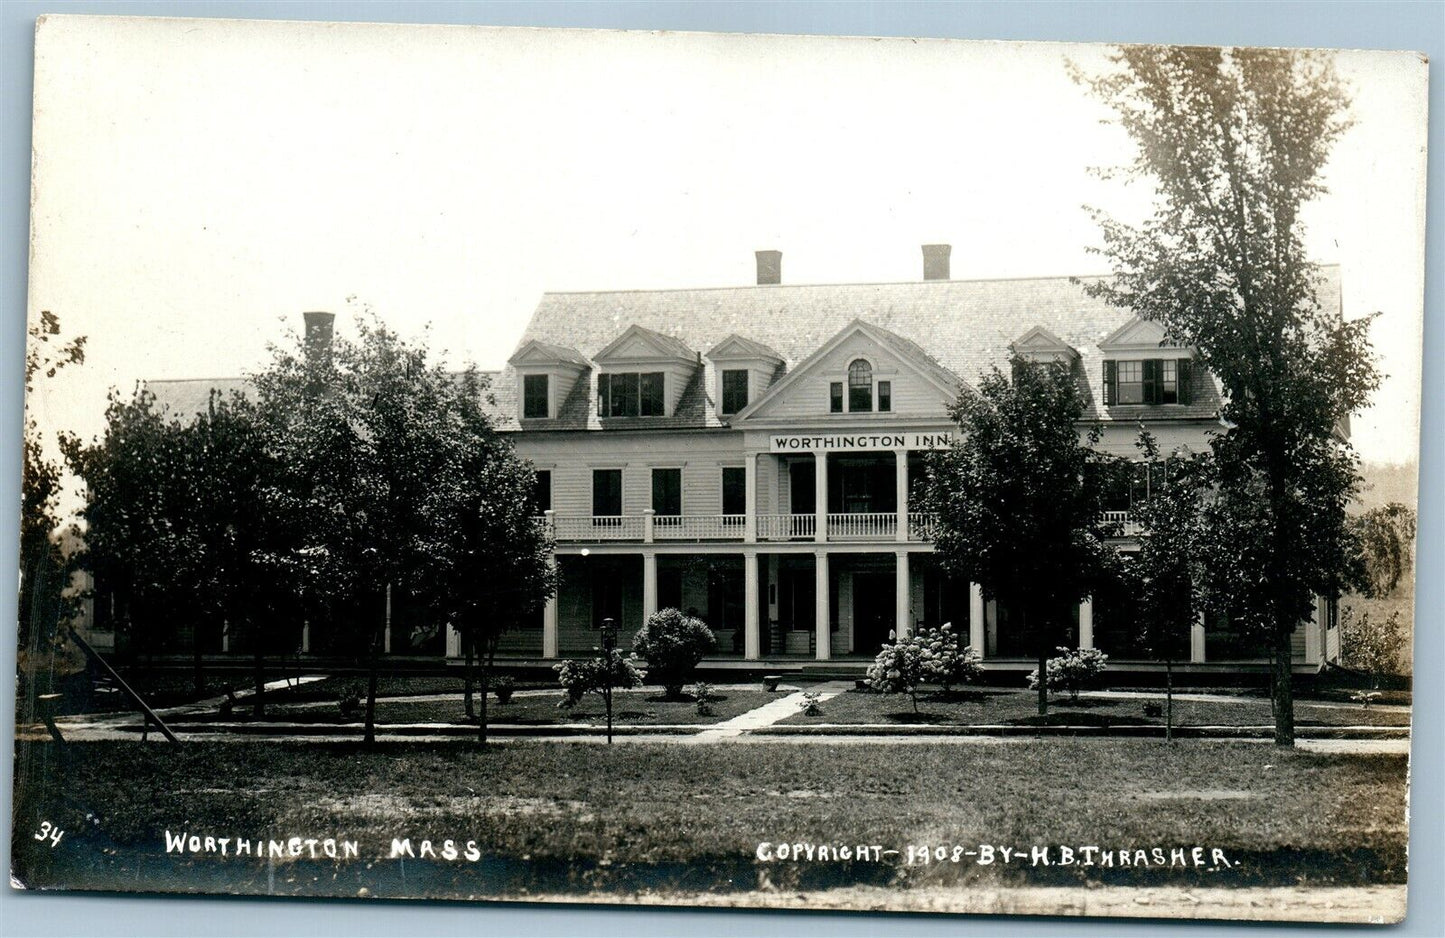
[9, 12, 1429, 927]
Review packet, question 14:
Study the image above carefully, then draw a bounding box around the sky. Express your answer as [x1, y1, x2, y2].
[25, 16, 1429, 469]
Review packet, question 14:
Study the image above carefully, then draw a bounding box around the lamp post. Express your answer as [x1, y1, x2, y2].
[599, 617, 618, 745]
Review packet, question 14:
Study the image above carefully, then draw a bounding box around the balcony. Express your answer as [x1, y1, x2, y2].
[1101, 510, 1143, 537]
[537, 512, 940, 544]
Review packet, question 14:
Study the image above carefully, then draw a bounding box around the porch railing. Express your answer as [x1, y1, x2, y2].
[827, 512, 896, 540]
[553, 514, 645, 541]
[1101, 510, 1143, 537]
[908, 512, 938, 542]
[653, 514, 747, 540]
[756, 513, 816, 540]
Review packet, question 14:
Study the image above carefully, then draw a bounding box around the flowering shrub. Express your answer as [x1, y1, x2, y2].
[865, 623, 982, 712]
[492, 675, 516, 705]
[554, 654, 646, 709]
[798, 691, 824, 716]
[1026, 647, 1109, 701]
[632, 608, 716, 699]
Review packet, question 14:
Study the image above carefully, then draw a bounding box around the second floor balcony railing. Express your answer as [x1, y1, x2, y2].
[1101, 510, 1143, 537]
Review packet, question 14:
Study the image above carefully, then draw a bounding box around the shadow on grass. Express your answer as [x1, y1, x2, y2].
[1009, 712, 1152, 728]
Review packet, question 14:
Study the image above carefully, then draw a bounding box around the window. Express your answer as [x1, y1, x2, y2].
[598, 372, 666, 417]
[1117, 360, 1144, 404]
[522, 374, 549, 419]
[1103, 358, 1191, 406]
[877, 380, 891, 413]
[848, 359, 873, 412]
[722, 466, 746, 516]
[592, 469, 622, 517]
[721, 369, 749, 415]
[829, 382, 843, 413]
[641, 372, 665, 416]
[651, 467, 681, 517]
[530, 470, 551, 514]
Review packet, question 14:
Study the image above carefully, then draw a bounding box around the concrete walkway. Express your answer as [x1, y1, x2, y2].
[686, 681, 853, 743]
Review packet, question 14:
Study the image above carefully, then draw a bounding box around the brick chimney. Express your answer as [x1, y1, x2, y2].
[755, 250, 782, 285]
[302, 311, 335, 364]
[922, 244, 951, 281]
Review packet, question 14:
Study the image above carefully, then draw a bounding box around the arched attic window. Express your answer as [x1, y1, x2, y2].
[848, 358, 873, 412]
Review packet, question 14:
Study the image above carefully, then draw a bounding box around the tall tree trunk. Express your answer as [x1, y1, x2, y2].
[463, 628, 475, 719]
[193, 617, 205, 699]
[1034, 605, 1049, 716]
[251, 633, 265, 719]
[478, 633, 494, 746]
[1165, 658, 1174, 744]
[1271, 622, 1296, 746]
[364, 603, 383, 746]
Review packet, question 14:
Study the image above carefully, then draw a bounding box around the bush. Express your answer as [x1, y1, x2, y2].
[1340, 606, 1406, 687]
[632, 608, 715, 699]
[334, 681, 365, 721]
[554, 654, 646, 710]
[492, 675, 516, 705]
[692, 682, 715, 716]
[798, 691, 824, 717]
[1027, 647, 1109, 701]
[865, 623, 982, 712]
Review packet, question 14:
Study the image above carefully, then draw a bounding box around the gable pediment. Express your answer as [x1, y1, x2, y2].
[1099, 315, 1186, 352]
[508, 339, 591, 371]
[706, 333, 783, 363]
[594, 324, 695, 365]
[733, 319, 961, 423]
[1012, 325, 1077, 359]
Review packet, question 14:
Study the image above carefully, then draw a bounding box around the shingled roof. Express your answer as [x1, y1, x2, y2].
[494, 266, 1342, 429]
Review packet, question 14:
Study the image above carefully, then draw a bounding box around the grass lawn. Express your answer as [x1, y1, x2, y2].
[782, 689, 1411, 728]
[11, 738, 1406, 899]
[167, 689, 778, 726]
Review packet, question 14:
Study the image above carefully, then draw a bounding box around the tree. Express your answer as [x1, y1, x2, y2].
[19, 311, 85, 717]
[1128, 431, 1207, 741]
[632, 608, 715, 701]
[1079, 47, 1378, 745]
[422, 387, 557, 745]
[20, 311, 85, 647]
[924, 355, 1117, 716]
[1349, 503, 1417, 599]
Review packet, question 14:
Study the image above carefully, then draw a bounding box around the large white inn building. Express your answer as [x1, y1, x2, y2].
[478, 247, 1342, 672]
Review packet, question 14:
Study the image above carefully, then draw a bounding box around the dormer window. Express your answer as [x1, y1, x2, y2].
[721, 369, 749, 415]
[523, 374, 550, 418]
[1103, 359, 1191, 406]
[598, 372, 665, 417]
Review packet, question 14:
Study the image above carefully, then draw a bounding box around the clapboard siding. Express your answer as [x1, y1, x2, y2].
[754, 335, 952, 421]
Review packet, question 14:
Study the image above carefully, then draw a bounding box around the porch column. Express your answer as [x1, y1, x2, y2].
[644, 508, 655, 544]
[814, 550, 830, 659]
[642, 552, 658, 622]
[1305, 596, 1323, 665]
[814, 453, 828, 543]
[744, 454, 757, 543]
[542, 591, 559, 659]
[1190, 610, 1206, 663]
[445, 622, 461, 658]
[301, 620, 311, 655]
[895, 449, 909, 543]
[744, 553, 761, 659]
[1078, 598, 1094, 650]
[969, 583, 985, 657]
[895, 550, 911, 639]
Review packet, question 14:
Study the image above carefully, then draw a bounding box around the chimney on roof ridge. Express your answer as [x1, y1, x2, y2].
[755, 249, 782, 285]
[302, 311, 335, 364]
[922, 244, 951, 281]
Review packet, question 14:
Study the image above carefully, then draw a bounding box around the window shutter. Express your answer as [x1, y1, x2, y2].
[1103, 360, 1116, 406]
[1141, 359, 1159, 405]
[1177, 358, 1192, 405]
[597, 373, 610, 417]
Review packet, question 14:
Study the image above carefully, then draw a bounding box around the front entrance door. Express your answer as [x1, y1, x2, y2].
[852, 572, 894, 654]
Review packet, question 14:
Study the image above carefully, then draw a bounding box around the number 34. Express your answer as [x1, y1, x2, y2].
[34, 821, 63, 847]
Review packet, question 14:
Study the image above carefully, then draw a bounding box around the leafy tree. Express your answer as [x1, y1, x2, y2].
[1079, 46, 1378, 745]
[420, 385, 558, 744]
[20, 311, 85, 649]
[1127, 430, 1207, 741]
[632, 608, 715, 701]
[1349, 502, 1417, 599]
[924, 355, 1117, 715]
